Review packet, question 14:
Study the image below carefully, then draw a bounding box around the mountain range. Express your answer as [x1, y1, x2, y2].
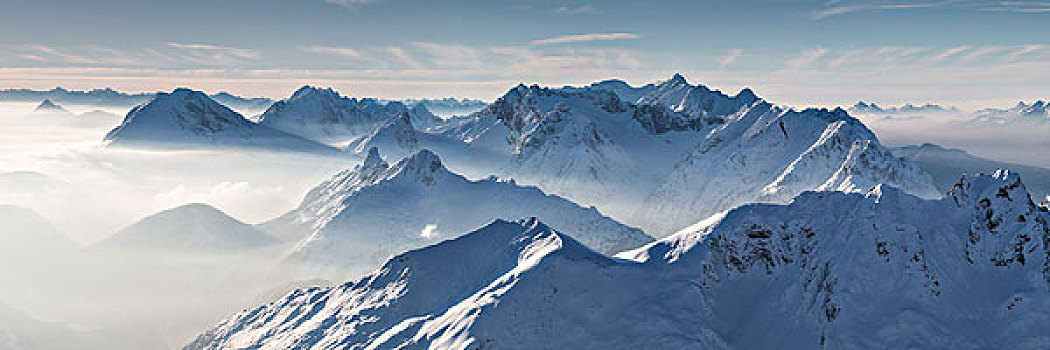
[103, 88, 337, 153]
[189, 171, 1050, 349]
[261, 147, 651, 276]
[438, 74, 938, 236]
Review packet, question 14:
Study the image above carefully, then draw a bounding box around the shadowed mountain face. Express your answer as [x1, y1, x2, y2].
[190, 172, 1050, 349]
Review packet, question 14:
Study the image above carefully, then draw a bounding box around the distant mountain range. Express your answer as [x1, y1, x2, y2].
[849, 99, 1049, 125]
[0, 87, 489, 118]
[100, 76, 945, 237]
[849, 101, 957, 114]
[893, 143, 1050, 200]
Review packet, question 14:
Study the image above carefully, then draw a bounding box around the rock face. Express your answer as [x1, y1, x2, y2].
[190, 172, 1050, 349]
[92, 203, 279, 253]
[438, 75, 938, 236]
[261, 147, 651, 275]
[103, 88, 333, 152]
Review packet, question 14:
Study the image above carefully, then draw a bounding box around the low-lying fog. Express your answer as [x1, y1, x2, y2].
[856, 111, 1050, 168]
[0, 102, 354, 349]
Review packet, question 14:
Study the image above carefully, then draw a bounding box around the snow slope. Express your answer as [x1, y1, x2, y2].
[894, 143, 1050, 200]
[261, 147, 651, 274]
[438, 74, 937, 236]
[92, 203, 279, 253]
[190, 171, 1050, 349]
[258, 86, 437, 145]
[0, 205, 76, 256]
[103, 88, 334, 153]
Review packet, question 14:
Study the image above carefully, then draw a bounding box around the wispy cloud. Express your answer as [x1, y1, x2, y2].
[553, 4, 599, 15]
[301, 46, 361, 57]
[786, 47, 828, 69]
[531, 32, 641, 45]
[985, 1, 1050, 12]
[718, 49, 743, 68]
[783, 43, 1048, 71]
[166, 42, 259, 60]
[813, 0, 962, 19]
[10, 43, 261, 68]
[324, 0, 380, 9]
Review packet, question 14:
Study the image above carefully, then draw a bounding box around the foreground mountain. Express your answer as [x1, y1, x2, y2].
[257, 86, 439, 145]
[92, 203, 279, 253]
[439, 74, 938, 236]
[190, 171, 1050, 349]
[261, 147, 651, 274]
[103, 88, 334, 153]
[894, 143, 1050, 199]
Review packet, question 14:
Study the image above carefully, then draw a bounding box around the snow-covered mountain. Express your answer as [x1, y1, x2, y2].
[400, 98, 489, 117]
[894, 143, 1050, 200]
[974, 100, 1049, 125]
[103, 88, 334, 153]
[92, 203, 278, 253]
[257, 86, 439, 145]
[261, 147, 651, 274]
[190, 171, 1050, 349]
[439, 74, 938, 236]
[849, 101, 956, 114]
[347, 110, 420, 160]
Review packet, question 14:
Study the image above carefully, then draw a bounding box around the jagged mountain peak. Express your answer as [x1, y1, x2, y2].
[289, 85, 342, 100]
[665, 73, 688, 86]
[33, 99, 67, 112]
[949, 170, 1034, 208]
[361, 146, 386, 171]
[386, 149, 448, 184]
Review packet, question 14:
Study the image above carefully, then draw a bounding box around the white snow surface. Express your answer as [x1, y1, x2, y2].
[435, 75, 938, 236]
[190, 171, 1050, 349]
[261, 147, 652, 275]
[104, 88, 334, 153]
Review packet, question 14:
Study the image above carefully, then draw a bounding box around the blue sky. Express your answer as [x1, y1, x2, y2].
[0, 0, 1047, 109]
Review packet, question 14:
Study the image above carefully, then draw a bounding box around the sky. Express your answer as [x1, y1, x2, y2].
[0, 0, 1047, 109]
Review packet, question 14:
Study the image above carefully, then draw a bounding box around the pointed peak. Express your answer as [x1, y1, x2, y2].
[33, 99, 67, 112]
[290, 85, 341, 100]
[362, 147, 386, 170]
[667, 73, 688, 85]
[388, 149, 447, 184]
[735, 87, 758, 103]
